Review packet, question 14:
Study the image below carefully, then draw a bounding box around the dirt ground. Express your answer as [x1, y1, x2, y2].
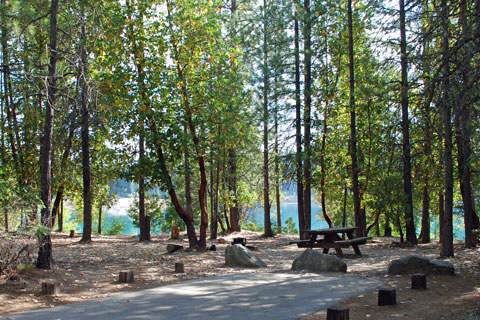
[1, 231, 479, 319]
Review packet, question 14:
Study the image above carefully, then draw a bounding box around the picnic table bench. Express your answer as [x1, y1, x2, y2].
[289, 227, 371, 257]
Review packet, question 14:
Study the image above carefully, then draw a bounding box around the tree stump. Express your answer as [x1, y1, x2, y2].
[378, 288, 396, 306]
[42, 282, 60, 295]
[232, 237, 246, 246]
[170, 226, 180, 239]
[327, 306, 349, 320]
[411, 273, 427, 290]
[69, 230, 75, 238]
[208, 245, 216, 251]
[166, 244, 184, 253]
[119, 271, 134, 283]
[174, 262, 185, 273]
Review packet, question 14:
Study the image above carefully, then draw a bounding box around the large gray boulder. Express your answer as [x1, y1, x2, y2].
[387, 255, 455, 275]
[225, 244, 267, 268]
[291, 249, 347, 273]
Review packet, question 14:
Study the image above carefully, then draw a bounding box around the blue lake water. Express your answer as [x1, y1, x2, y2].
[96, 200, 465, 240]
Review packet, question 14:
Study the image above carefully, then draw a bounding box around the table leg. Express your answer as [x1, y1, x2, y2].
[335, 248, 344, 258]
[352, 244, 361, 255]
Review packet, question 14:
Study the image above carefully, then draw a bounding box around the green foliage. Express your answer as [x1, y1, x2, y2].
[127, 193, 185, 233]
[242, 221, 264, 233]
[103, 217, 126, 235]
[282, 217, 298, 235]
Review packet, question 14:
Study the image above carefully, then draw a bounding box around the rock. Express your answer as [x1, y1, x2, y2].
[291, 249, 347, 273]
[166, 244, 184, 253]
[225, 244, 267, 268]
[387, 255, 455, 275]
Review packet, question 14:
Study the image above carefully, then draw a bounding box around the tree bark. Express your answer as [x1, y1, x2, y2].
[440, 0, 454, 257]
[37, 0, 58, 269]
[456, 0, 476, 248]
[274, 93, 281, 233]
[348, 0, 362, 237]
[80, 1, 92, 243]
[294, 2, 305, 239]
[262, 0, 273, 237]
[303, 0, 312, 231]
[399, 0, 417, 244]
[98, 206, 102, 235]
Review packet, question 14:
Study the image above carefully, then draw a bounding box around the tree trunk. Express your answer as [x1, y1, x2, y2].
[440, 0, 454, 257]
[4, 209, 8, 232]
[80, 2, 92, 244]
[320, 32, 333, 228]
[139, 132, 148, 241]
[184, 124, 194, 223]
[98, 206, 102, 235]
[37, 0, 58, 270]
[439, 192, 444, 243]
[262, 0, 273, 237]
[399, 0, 417, 244]
[348, 0, 362, 237]
[57, 199, 63, 232]
[303, 0, 312, 231]
[456, 0, 476, 248]
[274, 96, 281, 233]
[210, 157, 218, 239]
[294, 3, 305, 239]
[421, 184, 430, 243]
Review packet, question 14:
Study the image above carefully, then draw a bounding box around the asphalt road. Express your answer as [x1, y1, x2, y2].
[2, 272, 383, 320]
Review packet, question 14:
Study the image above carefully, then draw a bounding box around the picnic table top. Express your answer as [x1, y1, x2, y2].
[300, 227, 359, 235]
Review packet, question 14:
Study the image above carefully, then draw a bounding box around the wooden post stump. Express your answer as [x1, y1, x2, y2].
[69, 230, 75, 238]
[232, 237, 246, 246]
[208, 245, 216, 251]
[174, 262, 185, 273]
[411, 273, 427, 290]
[170, 226, 180, 239]
[119, 271, 134, 283]
[42, 282, 60, 295]
[378, 288, 396, 306]
[327, 306, 349, 320]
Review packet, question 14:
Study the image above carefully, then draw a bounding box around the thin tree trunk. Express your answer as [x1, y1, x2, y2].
[139, 132, 149, 241]
[228, 148, 240, 231]
[348, 0, 362, 237]
[80, 2, 92, 243]
[98, 206, 102, 235]
[440, 0, 454, 257]
[57, 199, 63, 232]
[4, 209, 8, 232]
[303, 0, 312, 231]
[274, 89, 281, 233]
[262, 0, 272, 237]
[37, 0, 58, 269]
[294, 3, 305, 239]
[184, 125, 194, 222]
[421, 184, 430, 243]
[399, 0, 417, 244]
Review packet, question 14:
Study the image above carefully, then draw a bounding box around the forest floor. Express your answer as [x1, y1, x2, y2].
[1, 231, 479, 319]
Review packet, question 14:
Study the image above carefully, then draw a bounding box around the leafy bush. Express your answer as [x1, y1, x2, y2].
[103, 217, 126, 235]
[282, 217, 297, 234]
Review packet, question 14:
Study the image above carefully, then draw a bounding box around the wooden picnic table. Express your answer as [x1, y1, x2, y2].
[290, 227, 371, 257]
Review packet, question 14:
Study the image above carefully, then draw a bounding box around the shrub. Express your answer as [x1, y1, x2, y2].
[0, 231, 36, 279]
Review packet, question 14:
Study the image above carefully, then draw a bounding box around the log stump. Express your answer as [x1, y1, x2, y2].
[327, 306, 349, 320]
[208, 245, 216, 251]
[69, 230, 75, 238]
[119, 271, 134, 283]
[170, 226, 180, 239]
[232, 237, 246, 246]
[411, 273, 427, 290]
[378, 288, 396, 306]
[174, 262, 185, 273]
[42, 282, 60, 295]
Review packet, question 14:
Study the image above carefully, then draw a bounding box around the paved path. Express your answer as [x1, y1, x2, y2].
[2, 272, 383, 320]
